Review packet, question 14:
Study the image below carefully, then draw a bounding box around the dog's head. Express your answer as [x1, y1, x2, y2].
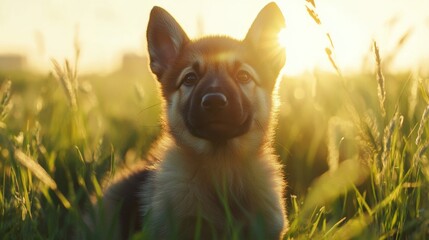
[147, 3, 285, 152]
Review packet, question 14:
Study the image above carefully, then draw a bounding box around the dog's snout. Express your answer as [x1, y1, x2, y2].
[201, 93, 228, 111]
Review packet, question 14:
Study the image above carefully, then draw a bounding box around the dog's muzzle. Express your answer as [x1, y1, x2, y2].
[186, 89, 252, 142]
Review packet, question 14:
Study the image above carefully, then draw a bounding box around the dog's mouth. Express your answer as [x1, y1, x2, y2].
[207, 121, 230, 131]
[186, 113, 252, 142]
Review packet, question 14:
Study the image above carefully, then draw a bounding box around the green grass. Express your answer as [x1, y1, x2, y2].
[1, 54, 428, 239]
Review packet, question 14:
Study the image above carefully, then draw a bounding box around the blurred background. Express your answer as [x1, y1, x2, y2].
[1, 0, 428, 75]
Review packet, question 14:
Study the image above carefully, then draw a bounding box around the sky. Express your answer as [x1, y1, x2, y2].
[0, 0, 428, 75]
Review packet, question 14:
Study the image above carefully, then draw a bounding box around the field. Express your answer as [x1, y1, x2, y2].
[1, 5, 429, 240]
[1, 48, 428, 239]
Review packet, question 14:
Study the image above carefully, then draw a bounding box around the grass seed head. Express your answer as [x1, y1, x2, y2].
[0, 80, 13, 122]
[416, 105, 429, 145]
[373, 41, 386, 117]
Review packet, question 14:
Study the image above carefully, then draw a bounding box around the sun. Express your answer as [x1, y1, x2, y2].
[277, 24, 328, 75]
[277, 28, 288, 48]
[275, 3, 333, 75]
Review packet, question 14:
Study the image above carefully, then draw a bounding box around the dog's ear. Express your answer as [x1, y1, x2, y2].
[244, 2, 286, 79]
[147, 7, 190, 80]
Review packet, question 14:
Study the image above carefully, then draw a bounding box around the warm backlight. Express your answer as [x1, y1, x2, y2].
[0, 0, 427, 74]
[278, 28, 288, 48]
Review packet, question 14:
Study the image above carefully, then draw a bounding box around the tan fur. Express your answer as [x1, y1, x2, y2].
[143, 79, 287, 238]
[145, 140, 287, 239]
[96, 2, 288, 239]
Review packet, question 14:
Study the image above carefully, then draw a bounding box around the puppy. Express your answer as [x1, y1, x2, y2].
[99, 2, 287, 239]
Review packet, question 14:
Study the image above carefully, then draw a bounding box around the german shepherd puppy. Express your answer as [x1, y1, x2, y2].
[99, 2, 287, 239]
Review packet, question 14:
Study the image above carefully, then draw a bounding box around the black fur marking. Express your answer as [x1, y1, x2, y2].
[104, 168, 154, 239]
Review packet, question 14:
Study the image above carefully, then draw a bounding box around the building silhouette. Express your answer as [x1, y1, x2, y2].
[0, 54, 26, 72]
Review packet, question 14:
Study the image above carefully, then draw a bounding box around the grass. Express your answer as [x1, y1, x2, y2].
[1, 3, 429, 240]
[1, 57, 428, 240]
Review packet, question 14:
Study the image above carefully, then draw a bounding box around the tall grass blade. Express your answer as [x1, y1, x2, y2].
[408, 74, 419, 119]
[14, 149, 71, 209]
[14, 150, 57, 190]
[301, 158, 368, 217]
[416, 105, 429, 145]
[327, 117, 347, 171]
[0, 80, 13, 124]
[305, 6, 321, 25]
[325, 47, 342, 77]
[382, 113, 403, 167]
[373, 41, 386, 117]
[305, 0, 316, 8]
[330, 214, 372, 240]
[305, 0, 342, 77]
[52, 59, 78, 111]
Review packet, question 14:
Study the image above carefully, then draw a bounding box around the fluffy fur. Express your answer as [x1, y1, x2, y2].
[96, 2, 288, 239]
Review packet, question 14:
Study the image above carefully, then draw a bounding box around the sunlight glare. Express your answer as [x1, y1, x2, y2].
[0, 0, 428, 74]
[278, 28, 288, 48]
[280, 21, 328, 75]
[276, 2, 333, 75]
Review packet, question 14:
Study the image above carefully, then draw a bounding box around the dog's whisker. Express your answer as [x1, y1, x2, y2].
[138, 102, 163, 115]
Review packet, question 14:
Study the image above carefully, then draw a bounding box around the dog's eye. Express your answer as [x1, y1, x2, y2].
[182, 72, 198, 86]
[236, 70, 251, 83]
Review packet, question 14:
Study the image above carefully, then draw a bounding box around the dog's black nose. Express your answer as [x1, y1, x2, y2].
[201, 93, 228, 111]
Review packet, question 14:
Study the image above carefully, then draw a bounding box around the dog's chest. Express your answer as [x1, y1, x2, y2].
[155, 158, 264, 219]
